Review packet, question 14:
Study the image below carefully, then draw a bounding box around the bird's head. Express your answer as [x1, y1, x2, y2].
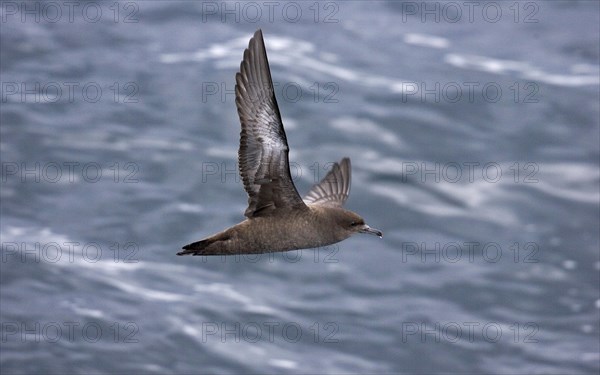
[333, 209, 383, 238]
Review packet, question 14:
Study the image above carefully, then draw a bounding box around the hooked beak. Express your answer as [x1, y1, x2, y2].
[359, 225, 383, 238]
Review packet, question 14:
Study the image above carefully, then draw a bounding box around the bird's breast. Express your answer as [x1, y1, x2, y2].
[232, 210, 345, 253]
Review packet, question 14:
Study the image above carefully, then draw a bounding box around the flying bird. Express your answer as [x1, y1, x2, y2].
[178, 29, 382, 256]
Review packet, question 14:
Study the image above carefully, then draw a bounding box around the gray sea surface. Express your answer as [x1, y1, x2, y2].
[1, 1, 599, 374]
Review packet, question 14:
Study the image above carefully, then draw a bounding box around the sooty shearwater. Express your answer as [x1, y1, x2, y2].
[178, 29, 382, 256]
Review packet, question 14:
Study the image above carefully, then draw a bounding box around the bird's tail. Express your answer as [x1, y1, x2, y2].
[177, 239, 211, 256]
[177, 232, 232, 256]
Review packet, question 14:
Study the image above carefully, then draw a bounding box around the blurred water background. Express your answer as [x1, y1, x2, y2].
[1, 1, 599, 374]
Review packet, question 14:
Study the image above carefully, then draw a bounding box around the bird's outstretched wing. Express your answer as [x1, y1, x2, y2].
[236, 29, 307, 218]
[303, 158, 351, 207]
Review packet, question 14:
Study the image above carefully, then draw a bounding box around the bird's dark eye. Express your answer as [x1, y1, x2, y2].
[350, 221, 361, 227]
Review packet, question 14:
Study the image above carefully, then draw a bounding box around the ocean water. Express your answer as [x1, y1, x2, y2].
[1, 1, 599, 374]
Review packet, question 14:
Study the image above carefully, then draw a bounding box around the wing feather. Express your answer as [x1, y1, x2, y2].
[303, 158, 351, 207]
[235, 30, 307, 218]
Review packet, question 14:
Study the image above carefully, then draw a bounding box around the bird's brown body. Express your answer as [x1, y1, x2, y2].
[180, 206, 362, 255]
[178, 30, 381, 257]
